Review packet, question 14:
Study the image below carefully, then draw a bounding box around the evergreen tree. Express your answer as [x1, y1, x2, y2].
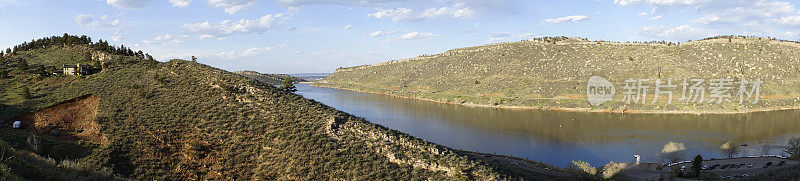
[16, 59, 29, 71]
[20, 86, 31, 100]
[94, 61, 102, 71]
[691, 155, 703, 176]
[191, 56, 197, 62]
[0, 69, 8, 79]
[279, 78, 297, 92]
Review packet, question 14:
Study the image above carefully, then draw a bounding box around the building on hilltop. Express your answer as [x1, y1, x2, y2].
[63, 64, 93, 75]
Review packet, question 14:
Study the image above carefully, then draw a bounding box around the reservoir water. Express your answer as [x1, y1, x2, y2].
[295, 83, 800, 167]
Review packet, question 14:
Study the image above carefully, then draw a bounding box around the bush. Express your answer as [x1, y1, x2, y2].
[720, 141, 741, 158]
[787, 137, 800, 159]
[600, 161, 626, 179]
[568, 160, 597, 179]
[661, 141, 686, 163]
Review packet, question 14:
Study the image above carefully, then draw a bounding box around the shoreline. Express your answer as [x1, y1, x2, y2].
[308, 83, 800, 115]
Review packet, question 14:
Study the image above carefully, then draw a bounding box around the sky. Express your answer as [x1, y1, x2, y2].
[1, 0, 800, 74]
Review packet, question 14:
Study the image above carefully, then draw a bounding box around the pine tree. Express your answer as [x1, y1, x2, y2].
[191, 56, 197, 62]
[0, 69, 8, 79]
[16, 59, 28, 71]
[20, 86, 31, 100]
[691, 155, 703, 176]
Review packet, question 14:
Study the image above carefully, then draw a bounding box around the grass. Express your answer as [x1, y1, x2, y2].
[318, 36, 800, 113]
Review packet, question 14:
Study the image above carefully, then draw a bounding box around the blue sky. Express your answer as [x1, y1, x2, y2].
[1, 0, 800, 73]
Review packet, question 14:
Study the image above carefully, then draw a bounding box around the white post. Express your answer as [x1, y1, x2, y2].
[634, 155, 640, 164]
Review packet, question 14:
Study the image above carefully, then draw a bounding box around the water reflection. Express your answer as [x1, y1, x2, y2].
[296, 84, 800, 167]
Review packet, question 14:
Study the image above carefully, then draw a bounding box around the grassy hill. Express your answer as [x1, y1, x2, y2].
[234, 70, 306, 85]
[318, 36, 800, 114]
[0, 35, 556, 180]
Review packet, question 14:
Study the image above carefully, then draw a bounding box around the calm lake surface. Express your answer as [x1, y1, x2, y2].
[295, 83, 800, 167]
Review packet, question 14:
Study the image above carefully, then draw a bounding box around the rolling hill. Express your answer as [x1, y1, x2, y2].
[318, 36, 800, 114]
[0, 34, 552, 180]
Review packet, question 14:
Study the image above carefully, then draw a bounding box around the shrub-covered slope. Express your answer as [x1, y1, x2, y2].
[319, 36, 800, 113]
[0, 36, 537, 180]
[234, 70, 306, 85]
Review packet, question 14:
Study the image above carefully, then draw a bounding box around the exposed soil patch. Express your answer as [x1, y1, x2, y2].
[8, 94, 107, 145]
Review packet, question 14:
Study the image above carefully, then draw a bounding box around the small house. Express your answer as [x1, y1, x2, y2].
[63, 64, 93, 75]
[12, 121, 21, 129]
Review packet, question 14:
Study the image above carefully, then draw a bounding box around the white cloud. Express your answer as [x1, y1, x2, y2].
[542, 15, 590, 24]
[344, 24, 352, 29]
[276, 0, 406, 7]
[779, 31, 800, 40]
[368, 30, 401, 37]
[367, 2, 475, 22]
[637, 11, 648, 17]
[638, 25, 712, 41]
[487, 32, 512, 41]
[0, 0, 17, 7]
[776, 15, 800, 26]
[383, 32, 438, 42]
[694, 0, 795, 25]
[209, 0, 256, 15]
[207, 46, 278, 59]
[105, 0, 152, 9]
[613, 0, 705, 6]
[184, 13, 287, 39]
[111, 36, 123, 42]
[648, 15, 663, 20]
[169, 0, 191, 7]
[141, 34, 190, 45]
[74, 14, 120, 27]
[74, 14, 93, 26]
[276, 0, 404, 7]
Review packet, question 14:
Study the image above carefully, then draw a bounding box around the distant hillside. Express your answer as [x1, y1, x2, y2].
[290, 73, 330, 81]
[318, 36, 800, 114]
[0, 35, 545, 180]
[234, 70, 306, 85]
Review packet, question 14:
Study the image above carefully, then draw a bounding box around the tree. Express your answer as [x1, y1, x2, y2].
[20, 86, 31, 100]
[94, 61, 103, 72]
[720, 141, 741, 158]
[0, 69, 8, 79]
[279, 78, 297, 93]
[16, 59, 29, 72]
[691, 155, 703, 176]
[191, 56, 197, 62]
[786, 137, 800, 159]
[661, 141, 686, 163]
[145, 53, 154, 61]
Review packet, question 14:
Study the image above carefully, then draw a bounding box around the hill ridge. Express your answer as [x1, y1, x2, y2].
[319, 35, 800, 114]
